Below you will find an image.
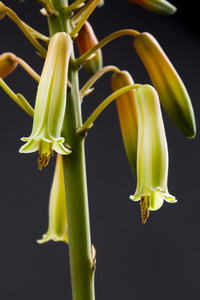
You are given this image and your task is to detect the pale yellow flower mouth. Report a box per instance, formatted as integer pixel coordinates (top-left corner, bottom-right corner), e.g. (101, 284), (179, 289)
(131, 190), (177, 224)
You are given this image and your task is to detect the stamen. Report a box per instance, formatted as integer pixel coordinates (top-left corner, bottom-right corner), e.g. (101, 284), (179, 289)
(38, 141), (53, 170)
(38, 153), (50, 171)
(140, 196), (150, 224)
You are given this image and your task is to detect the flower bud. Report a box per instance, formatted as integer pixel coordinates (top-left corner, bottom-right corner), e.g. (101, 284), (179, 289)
(19, 32), (72, 170)
(130, 85), (176, 223)
(126, 0), (176, 15)
(0, 2), (6, 20)
(76, 21), (103, 75)
(37, 154), (68, 244)
(111, 71), (137, 176)
(133, 32), (196, 138)
(0, 52), (18, 78)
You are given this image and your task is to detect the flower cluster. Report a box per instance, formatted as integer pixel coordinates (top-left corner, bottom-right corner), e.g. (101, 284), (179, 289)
(0, 0), (196, 238)
(111, 32), (195, 222)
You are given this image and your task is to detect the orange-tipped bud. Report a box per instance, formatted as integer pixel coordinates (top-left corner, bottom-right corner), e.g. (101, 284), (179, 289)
(111, 71), (137, 176)
(0, 53), (18, 78)
(133, 32), (196, 138)
(76, 21), (103, 75)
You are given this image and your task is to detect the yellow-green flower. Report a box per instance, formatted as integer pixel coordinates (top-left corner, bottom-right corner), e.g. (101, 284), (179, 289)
(19, 32), (72, 170)
(111, 70), (137, 176)
(133, 32), (196, 138)
(130, 85), (176, 223)
(126, 0), (176, 15)
(76, 21), (103, 75)
(37, 154), (68, 244)
(0, 52), (18, 78)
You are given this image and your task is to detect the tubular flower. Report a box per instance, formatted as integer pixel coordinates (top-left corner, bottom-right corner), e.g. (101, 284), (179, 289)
(125, 0), (176, 15)
(130, 85), (176, 224)
(133, 32), (196, 138)
(0, 52), (18, 78)
(75, 21), (103, 75)
(111, 71), (137, 176)
(37, 154), (68, 244)
(19, 32), (72, 170)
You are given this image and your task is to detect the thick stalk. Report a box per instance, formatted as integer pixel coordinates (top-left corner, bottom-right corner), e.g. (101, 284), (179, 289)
(48, 1), (95, 300)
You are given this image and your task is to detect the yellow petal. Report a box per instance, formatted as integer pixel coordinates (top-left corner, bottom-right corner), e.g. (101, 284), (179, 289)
(37, 154), (68, 244)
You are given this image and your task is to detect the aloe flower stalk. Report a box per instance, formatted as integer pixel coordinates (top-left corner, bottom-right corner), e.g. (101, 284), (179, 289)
(130, 85), (176, 224)
(126, 0), (176, 15)
(37, 154), (68, 244)
(133, 32), (196, 138)
(19, 32), (72, 170)
(75, 21), (103, 75)
(0, 52), (18, 78)
(111, 70), (138, 175)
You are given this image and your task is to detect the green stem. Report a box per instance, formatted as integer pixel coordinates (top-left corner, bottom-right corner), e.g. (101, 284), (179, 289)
(5, 6), (47, 57)
(65, 0), (86, 12)
(48, 1), (95, 300)
(0, 78), (34, 117)
(12, 56), (40, 82)
(70, 0), (101, 37)
(21, 21), (50, 45)
(80, 65), (120, 98)
(77, 83), (141, 134)
(74, 29), (140, 65)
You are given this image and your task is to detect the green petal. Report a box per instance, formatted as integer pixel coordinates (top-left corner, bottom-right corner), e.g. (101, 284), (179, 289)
(19, 139), (39, 153)
(53, 141), (72, 155)
(148, 191), (164, 211)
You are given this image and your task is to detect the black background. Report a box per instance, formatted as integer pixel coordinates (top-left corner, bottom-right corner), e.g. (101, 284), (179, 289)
(0, 0), (200, 299)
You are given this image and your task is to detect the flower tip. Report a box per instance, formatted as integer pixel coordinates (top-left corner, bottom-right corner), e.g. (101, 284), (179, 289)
(37, 233), (68, 244)
(36, 235), (48, 244)
(0, 53), (18, 78)
(187, 127), (196, 139)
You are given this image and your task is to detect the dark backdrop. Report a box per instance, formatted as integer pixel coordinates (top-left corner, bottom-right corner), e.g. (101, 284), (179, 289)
(0, 1), (200, 299)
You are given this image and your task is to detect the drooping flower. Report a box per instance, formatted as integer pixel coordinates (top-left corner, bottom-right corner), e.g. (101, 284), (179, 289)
(130, 85), (176, 224)
(126, 0), (176, 15)
(37, 154), (68, 244)
(19, 32), (72, 170)
(75, 21), (103, 75)
(111, 70), (137, 176)
(133, 32), (196, 138)
(0, 52), (18, 78)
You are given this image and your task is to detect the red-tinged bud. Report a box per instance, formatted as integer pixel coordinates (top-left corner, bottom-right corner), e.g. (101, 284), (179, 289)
(0, 53), (18, 78)
(126, 0), (176, 15)
(133, 32), (196, 138)
(111, 71), (137, 176)
(76, 21), (103, 75)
